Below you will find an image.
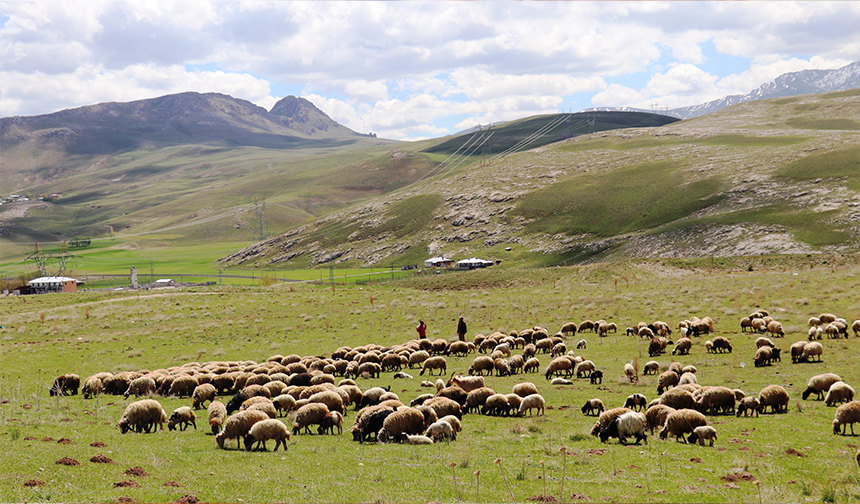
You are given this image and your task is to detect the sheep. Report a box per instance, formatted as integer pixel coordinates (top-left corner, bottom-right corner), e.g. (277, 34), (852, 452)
(318, 411), (344, 435)
(755, 337), (775, 348)
(435, 386), (467, 407)
(123, 376), (157, 399)
(757, 385), (790, 414)
(696, 386), (736, 416)
(445, 374), (484, 394)
(766, 320), (785, 338)
(645, 404), (675, 434)
(215, 410), (269, 449)
(518, 394), (545, 417)
(119, 399), (167, 434)
(575, 360), (595, 378)
(711, 336), (732, 353)
(589, 407), (631, 437)
(82, 375), (105, 399)
(425, 396), (462, 419)
(824, 382), (855, 407)
(464, 387), (496, 414)
(643, 361), (660, 376)
(308, 390), (345, 415)
(672, 338), (692, 356)
(799, 341), (824, 363)
(272, 394), (297, 416)
(191, 383), (217, 410)
(482, 394), (510, 416)
(857, 448), (860, 467)
(599, 411), (647, 445)
(439, 415), (462, 434)
(819, 313), (838, 324)
(659, 388), (697, 411)
(208, 400), (227, 434)
(512, 382), (538, 398)
(853, 320), (860, 338)
(734, 395), (760, 417)
(544, 357), (574, 380)
(657, 371), (680, 394)
(576, 339), (587, 349)
(659, 409), (708, 443)
(790, 340), (808, 363)
(50, 373), (81, 397)
(832, 401), (860, 435)
(292, 402), (330, 435)
(522, 357), (540, 374)
(424, 420), (456, 442)
(802, 373), (843, 400)
(352, 405), (396, 443)
(167, 375), (199, 398)
(754, 346), (773, 367)
(243, 418), (291, 451)
(359, 386), (391, 409)
(408, 350), (430, 369)
(550, 377), (572, 385)
(647, 337), (664, 357)
(624, 393), (647, 412)
(581, 398), (605, 416)
(624, 363), (637, 383)
(410, 393), (436, 407)
(378, 407), (425, 443)
(167, 406), (198, 431)
(561, 322), (578, 336)
(678, 372), (697, 386)
(468, 356), (495, 376)
(688, 425), (717, 446)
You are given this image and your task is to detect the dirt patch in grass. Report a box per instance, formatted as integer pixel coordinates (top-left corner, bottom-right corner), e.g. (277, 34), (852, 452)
(785, 448), (806, 457)
(586, 448), (606, 455)
(690, 457), (703, 463)
(116, 497), (135, 504)
(24, 436), (37, 440)
(90, 441), (106, 447)
(569, 493), (591, 501)
(527, 495), (558, 502)
(721, 471), (757, 483)
(91, 454), (115, 464)
(57, 437), (73, 444)
(56, 457), (81, 466)
(22, 403), (33, 410)
(23, 479), (45, 487)
(163, 481), (183, 487)
(41, 436), (54, 442)
(124, 467), (148, 477)
(114, 480), (139, 488)
(174, 494), (200, 504)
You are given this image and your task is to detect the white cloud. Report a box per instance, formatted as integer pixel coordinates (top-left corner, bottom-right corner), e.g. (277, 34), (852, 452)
(591, 84), (645, 108)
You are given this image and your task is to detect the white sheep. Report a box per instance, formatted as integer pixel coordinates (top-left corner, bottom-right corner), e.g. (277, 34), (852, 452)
(825, 382), (855, 406)
(191, 383), (217, 409)
(208, 400), (227, 434)
(736, 396), (760, 417)
(424, 420), (456, 442)
(419, 356), (447, 376)
(215, 410), (269, 449)
(659, 408), (707, 443)
(167, 406), (197, 431)
(518, 394), (545, 417)
(438, 415), (462, 433)
(800, 342), (823, 363)
(292, 402), (330, 435)
(244, 418), (290, 451)
(623, 363), (636, 383)
(758, 385), (790, 414)
(378, 407), (425, 443)
(833, 401), (860, 435)
(574, 360), (595, 378)
(119, 399), (167, 434)
(599, 411), (647, 445)
(512, 382), (538, 398)
(802, 373), (842, 400)
(124, 376), (157, 399)
(272, 394), (297, 416)
(672, 337), (692, 356)
(688, 425), (717, 446)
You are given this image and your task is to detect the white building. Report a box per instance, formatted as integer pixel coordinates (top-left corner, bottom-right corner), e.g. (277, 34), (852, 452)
(424, 256), (454, 268)
(457, 258), (495, 270)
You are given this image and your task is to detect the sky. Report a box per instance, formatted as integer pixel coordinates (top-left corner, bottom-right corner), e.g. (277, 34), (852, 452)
(1, 1), (858, 141)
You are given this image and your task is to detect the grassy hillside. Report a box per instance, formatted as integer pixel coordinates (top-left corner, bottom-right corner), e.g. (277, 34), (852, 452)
(1, 260), (859, 503)
(222, 90), (860, 269)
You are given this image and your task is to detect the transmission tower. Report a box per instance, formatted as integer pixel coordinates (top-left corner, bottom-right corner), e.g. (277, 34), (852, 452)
(253, 196), (270, 241)
(586, 112), (597, 135)
(27, 241), (76, 277)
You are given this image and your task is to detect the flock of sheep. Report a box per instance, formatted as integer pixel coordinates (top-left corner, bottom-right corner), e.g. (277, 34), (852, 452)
(48, 310), (860, 468)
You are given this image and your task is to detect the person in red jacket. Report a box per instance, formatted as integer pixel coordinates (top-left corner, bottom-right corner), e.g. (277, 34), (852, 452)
(416, 320), (427, 339)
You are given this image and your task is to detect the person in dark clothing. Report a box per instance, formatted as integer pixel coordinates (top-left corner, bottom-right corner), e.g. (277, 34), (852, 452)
(416, 320), (427, 339)
(457, 316), (467, 342)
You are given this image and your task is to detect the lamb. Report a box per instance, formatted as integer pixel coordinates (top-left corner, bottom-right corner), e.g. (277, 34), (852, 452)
(645, 404), (675, 434)
(802, 373), (843, 400)
(672, 337), (692, 356)
(657, 371), (680, 394)
(50, 373), (81, 396)
(600, 411), (648, 445)
(518, 394), (545, 417)
(687, 425), (717, 446)
(439, 415), (462, 434)
(424, 419), (456, 442)
(659, 409), (708, 443)
(167, 406), (198, 431)
(124, 376), (157, 398)
(824, 382), (855, 407)
(119, 399), (167, 434)
(589, 370), (603, 385)
(191, 383), (217, 409)
(643, 361), (660, 375)
(581, 398), (605, 416)
(318, 411), (344, 435)
(208, 400), (227, 434)
(378, 407), (425, 443)
(576, 339), (587, 349)
(832, 401), (860, 435)
(396, 433), (434, 445)
(736, 397), (760, 417)
(550, 377), (572, 385)
(799, 341), (824, 363)
(757, 385), (790, 414)
(623, 393), (647, 412)
(292, 402), (330, 435)
(215, 410), (269, 449)
(624, 363), (636, 383)
(244, 418), (290, 451)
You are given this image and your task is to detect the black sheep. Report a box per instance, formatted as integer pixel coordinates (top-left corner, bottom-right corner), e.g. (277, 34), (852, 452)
(360, 409), (394, 443)
(590, 370), (603, 385)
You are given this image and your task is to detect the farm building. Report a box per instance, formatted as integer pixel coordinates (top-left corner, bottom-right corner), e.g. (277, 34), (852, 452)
(25, 276), (81, 294)
(457, 258), (495, 270)
(424, 256), (454, 268)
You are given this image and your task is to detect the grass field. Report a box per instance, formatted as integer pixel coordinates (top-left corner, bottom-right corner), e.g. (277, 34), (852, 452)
(2, 258), (859, 503)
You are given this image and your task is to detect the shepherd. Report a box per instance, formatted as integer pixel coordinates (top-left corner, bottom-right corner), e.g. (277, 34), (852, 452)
(416, 320), (427, 339)
(457, 316), (467, 342)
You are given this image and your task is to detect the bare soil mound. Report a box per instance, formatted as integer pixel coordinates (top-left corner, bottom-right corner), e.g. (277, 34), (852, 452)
(90, 454), (115, 464)
(124, 467), (148, 477)
(56, 457), (81, 466)
(90, 441), (106, 447)
(721, 471), (757, 483)
(114, 480), (139, 488)
(174, 494), (200, 504)
(163, 481), (183, 487)
(527, 495), (558, 502)
(23, 479), (45, 487)
(57, 437), (73, 444)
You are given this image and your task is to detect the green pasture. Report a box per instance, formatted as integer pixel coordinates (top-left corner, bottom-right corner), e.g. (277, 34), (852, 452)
(1, 259), (859, 503)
